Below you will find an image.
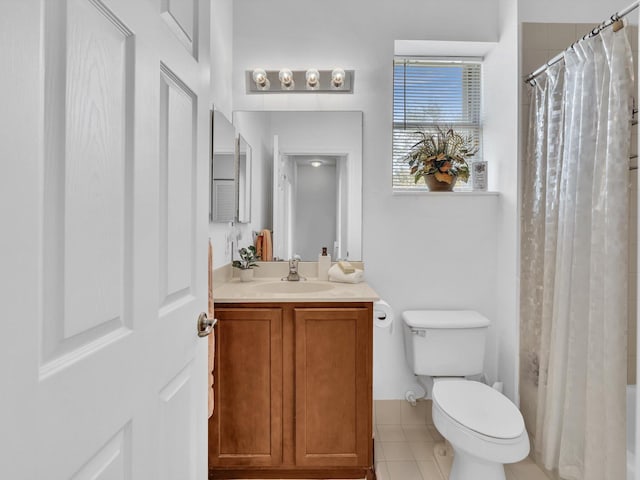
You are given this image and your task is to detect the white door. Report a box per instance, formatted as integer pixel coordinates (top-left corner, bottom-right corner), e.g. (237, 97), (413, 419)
(1, 1), (211, 478)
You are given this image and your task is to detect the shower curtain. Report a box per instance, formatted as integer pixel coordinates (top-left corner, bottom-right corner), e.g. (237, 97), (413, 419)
(521, 27), (634, 480)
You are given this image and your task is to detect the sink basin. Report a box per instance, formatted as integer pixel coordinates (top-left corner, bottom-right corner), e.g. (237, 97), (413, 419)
(251, 281), (335, 294)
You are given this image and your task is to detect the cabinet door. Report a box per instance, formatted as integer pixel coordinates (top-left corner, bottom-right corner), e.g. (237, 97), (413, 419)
(209, 307), (283, 467)
(294, 307), (372, 467)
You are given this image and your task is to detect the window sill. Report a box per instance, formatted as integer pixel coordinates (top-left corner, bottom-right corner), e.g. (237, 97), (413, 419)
(392, 189), (500, 196)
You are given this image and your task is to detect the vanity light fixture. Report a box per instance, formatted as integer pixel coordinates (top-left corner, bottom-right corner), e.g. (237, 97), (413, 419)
(279, 69), (295, 90)
(310, 160), (323, 167)
(331, 68), (346, 89)
(305, 69), (320, 90)
(246, 69), (353, 93)
(252, 68), (270, 90)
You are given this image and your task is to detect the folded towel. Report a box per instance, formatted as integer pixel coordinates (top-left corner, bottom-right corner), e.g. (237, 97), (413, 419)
(337, 260), (355, 274)
(328, 263), (364, 284)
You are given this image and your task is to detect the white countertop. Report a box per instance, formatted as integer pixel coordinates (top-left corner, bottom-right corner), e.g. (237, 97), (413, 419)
(213, 277), (380, 303)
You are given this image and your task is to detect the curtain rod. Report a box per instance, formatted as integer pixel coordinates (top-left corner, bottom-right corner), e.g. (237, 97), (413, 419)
(524, 1), (639, 84)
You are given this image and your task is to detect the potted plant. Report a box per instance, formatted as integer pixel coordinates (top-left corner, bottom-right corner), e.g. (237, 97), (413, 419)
(233, 245), (259, 282)
(404, 126), (478, 191)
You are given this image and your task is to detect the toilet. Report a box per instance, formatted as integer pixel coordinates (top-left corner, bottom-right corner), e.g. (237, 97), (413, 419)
(402, 310), (529, 480)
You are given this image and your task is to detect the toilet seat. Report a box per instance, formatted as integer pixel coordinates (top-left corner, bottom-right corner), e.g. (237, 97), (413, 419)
(431, 380), (530, 468)
(432, 380), (525, 440)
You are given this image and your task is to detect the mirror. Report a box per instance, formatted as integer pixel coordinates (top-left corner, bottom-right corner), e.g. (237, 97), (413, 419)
(232, 111), (363, 261)
(211, 110), (252, 223)
(237, 135), (251, 223)
(211, 110), (236, 223)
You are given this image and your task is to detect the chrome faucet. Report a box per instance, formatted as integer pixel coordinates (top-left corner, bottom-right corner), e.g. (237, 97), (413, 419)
(286, 256), (302, 281)
(282, 255), (306, 282)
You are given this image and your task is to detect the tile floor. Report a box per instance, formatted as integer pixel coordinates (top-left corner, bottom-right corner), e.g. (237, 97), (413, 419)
(374, 399), (552, 480)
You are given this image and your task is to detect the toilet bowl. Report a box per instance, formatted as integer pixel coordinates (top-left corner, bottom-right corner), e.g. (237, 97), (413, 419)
(402, 310), (530, 480)
(432, 379), (529, 480)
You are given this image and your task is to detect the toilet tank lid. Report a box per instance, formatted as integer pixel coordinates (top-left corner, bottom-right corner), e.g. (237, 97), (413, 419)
(402, 310), (490, 329)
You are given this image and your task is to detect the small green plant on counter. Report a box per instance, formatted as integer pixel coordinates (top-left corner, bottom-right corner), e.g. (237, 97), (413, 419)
(232, 245), (259, 270)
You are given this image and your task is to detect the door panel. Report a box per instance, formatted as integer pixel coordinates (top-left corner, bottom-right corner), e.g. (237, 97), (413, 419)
(41, 0), (134, 373)
(159, 360), (199, 480)
(62, 0), (132, 339)
(70, 423), (132, 479)
(159, 64), (196, 310)
(160, 0), (198, 56)
(2, 0), (211, 478)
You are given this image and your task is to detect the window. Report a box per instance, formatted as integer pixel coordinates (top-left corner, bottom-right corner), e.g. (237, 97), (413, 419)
(392, 57), (482, 190)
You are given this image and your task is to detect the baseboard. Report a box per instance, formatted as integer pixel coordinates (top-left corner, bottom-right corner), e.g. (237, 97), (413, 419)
(209, 467), (374, 479)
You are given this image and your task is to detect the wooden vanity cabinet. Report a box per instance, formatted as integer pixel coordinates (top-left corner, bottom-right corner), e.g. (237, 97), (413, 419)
(209, 302), (374, 480)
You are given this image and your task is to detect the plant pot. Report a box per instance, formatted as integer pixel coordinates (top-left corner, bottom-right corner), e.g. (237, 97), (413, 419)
(425, 174), (457, 192)
(238, 269), (254, 282)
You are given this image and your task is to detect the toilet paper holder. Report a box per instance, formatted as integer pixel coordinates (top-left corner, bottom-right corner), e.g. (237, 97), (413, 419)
(373, 299), (394, 331)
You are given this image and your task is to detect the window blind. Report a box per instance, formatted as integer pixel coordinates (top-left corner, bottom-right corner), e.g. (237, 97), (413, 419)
(393, 58), (482, 189)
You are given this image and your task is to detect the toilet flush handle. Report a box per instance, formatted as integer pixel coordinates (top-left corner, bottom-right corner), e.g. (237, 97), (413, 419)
(410, 328), (426, 337)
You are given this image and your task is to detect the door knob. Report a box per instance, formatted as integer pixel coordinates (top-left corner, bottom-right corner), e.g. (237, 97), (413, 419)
(197, 312), (217, 337)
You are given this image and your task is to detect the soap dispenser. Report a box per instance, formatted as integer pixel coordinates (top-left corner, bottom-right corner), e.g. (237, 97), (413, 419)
(318, 247), (331, 281)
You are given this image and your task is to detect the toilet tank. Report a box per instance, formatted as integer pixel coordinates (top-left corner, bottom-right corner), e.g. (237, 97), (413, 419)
(402, 310), (490, 376)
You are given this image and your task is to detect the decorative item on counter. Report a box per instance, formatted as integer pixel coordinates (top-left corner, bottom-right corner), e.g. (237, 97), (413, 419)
(403, 125), (478, 192)
(472, 160), (488, 191)
(232, 245), (259, 282)
(317, 246), (331, 281)
(328, 263), (364, 284)
(337, 260), (355, 274)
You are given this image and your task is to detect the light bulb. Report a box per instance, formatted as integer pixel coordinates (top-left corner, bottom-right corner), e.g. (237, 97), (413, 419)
(311, 160), (323, 167)
(278, 69), (294, 90)
(252, 68), (270, 90)
(331, 68), (345, 89)
(306, 69), (320, 90)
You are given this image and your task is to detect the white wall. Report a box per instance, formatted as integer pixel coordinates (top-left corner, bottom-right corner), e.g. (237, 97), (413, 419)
(482, 0), (520, 402)
(210, 0), (233, 119)
(232, 0), (522, 400)
(520, 0), (633, 24)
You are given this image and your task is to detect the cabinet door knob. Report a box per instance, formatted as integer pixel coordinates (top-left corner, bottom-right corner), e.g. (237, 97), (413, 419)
(197, 312), (218, 337)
